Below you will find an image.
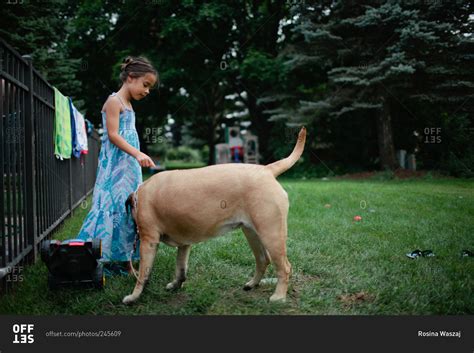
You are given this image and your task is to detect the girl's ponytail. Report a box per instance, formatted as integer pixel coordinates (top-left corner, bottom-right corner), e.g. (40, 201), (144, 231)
(121, 56), (134, 71)
(119, 56), (158, 83)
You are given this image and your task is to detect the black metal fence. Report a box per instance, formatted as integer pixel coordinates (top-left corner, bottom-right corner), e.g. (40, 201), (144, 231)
(0, 39), (100, 293)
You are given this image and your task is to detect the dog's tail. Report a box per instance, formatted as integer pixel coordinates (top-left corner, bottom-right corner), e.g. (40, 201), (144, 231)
(125, 192), (135, 216)
(266, 126), (306, 177)
(125, 191), (141, 280)
(125, 192), (138, 233)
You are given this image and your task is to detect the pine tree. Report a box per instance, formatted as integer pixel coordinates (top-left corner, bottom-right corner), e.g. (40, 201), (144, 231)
(0, 1), (83, 103)
(272, 1), (473, 171)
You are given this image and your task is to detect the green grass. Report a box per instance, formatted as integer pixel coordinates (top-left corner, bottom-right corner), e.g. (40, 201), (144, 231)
(1, 177), (473, 315)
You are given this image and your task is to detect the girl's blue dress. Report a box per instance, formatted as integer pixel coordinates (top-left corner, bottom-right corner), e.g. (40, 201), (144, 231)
(77, 93), (141, 263)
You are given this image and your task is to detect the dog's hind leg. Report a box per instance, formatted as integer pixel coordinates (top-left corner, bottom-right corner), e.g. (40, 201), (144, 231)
(166, 245), (191, 290)
(256, 219), (291, 303)
(122, 229), (159, 305)
(242, 226), (270, 291)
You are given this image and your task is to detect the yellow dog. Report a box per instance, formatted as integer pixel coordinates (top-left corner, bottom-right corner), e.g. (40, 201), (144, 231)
(123, 127), (306, 304)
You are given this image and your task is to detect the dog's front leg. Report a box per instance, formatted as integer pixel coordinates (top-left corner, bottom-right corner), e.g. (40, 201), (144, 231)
(122, 238), (159, 305)
(166, 245), (191, 290)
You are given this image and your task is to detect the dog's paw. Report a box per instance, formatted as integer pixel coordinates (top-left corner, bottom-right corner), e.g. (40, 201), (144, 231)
(165, 281), (182, 291)
(243, 279), (260, 291)
(243, 283), (260, 291)
(122, 294), (136, 305)
(269, 294), (287, 303)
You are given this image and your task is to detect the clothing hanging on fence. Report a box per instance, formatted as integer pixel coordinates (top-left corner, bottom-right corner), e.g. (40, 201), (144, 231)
(85, 119), (94, 136)
(76, 92), (142, 263)
(53, 87), (72, 160)
(68, 98), (89, 158)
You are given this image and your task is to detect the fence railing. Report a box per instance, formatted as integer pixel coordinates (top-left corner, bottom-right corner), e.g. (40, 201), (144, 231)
(0, 38), (99, 293)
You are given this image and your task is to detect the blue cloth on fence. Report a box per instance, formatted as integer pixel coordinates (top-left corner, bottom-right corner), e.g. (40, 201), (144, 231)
(85, 119), (94, 136)
(69, 98), (89, 158)
(76, 93), (142, 263)
(69, 98), (78, 156)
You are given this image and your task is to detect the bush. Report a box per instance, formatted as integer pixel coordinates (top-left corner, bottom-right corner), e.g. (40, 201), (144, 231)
(201, 145), (209, 164)
(166, 146), (202, 163)
(373, 169), (395, 181)
(146, 141), (169, 160)
(440, 150), (474, 178)
(280, 159), (346, 179)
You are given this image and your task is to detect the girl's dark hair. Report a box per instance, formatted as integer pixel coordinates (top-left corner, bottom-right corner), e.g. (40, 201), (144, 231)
(119, 56), (158, 83)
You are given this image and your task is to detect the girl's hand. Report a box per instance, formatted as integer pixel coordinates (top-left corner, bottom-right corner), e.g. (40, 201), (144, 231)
(134, 152), (157, 168)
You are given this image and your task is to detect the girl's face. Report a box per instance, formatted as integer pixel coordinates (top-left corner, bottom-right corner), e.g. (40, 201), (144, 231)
(126, 73), (157, 100)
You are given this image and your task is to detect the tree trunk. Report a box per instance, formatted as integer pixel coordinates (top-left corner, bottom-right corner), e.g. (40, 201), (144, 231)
(246, 92), (272, 163)
(206, 113), (220, 166)
(376, 96), (397, 170)
(206, 89), (224, 165)
(207, 129), (216, 165)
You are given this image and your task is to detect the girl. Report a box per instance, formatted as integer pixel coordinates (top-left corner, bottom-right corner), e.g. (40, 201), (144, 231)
(77, 56), (158, 276)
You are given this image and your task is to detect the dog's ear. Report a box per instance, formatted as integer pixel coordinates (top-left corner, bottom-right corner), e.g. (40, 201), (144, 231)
(125, 193), (135, 215)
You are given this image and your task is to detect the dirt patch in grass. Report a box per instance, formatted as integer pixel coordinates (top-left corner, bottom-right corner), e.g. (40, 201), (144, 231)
(338, 291), (376, 308)
(287, 272), (322, 306)
(291, 273), (321, 294)
(166, 292), (190, 307)
(392, 169), (427, 179)
(337, 171), (378, 179)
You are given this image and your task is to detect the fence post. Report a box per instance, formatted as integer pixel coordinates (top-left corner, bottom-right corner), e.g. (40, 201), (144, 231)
(22, 55), (38, 263)
(69, 156), (73, 216)
(0, 44), (5, 272)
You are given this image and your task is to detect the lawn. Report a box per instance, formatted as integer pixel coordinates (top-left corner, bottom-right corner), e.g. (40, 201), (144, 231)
(0, 177), (473, 315)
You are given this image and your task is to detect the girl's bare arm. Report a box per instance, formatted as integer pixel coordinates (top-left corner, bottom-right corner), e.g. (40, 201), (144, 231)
(105, 97), (156, 167)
